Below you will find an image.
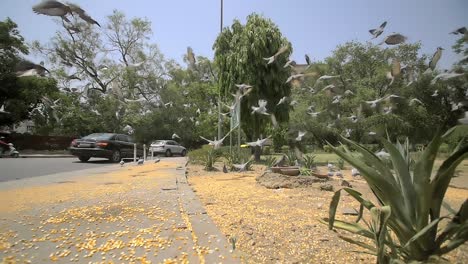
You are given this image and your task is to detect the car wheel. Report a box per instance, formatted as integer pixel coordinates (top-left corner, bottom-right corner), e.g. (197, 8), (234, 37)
(165, 149), (172, 157)
(79, 156), (90, 162)
(110, 150), (121, 163)
(181, 150), (187, 157)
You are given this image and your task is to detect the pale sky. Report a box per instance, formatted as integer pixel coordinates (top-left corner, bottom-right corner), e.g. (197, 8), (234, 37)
(1, 0), (467, 69)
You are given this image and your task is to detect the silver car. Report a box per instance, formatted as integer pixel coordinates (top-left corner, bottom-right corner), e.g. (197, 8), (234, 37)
(150, 140), (187, 157)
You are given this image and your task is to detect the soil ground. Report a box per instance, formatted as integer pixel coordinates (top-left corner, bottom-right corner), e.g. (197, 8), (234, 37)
(188, 162), (468, 263)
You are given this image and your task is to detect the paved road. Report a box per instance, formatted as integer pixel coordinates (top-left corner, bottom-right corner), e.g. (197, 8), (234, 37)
(0, 157), (115, 182)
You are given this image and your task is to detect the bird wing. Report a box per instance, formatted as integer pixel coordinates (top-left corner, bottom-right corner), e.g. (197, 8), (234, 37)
(78, 12), (100, 27)
(274, 45), (288, 57)
(380, 21), (387, 29)
(199, 136), (213, 144)
(187, 47), (196, 66)
(429, 49), (442, 70)
(391, 59), (401, 77)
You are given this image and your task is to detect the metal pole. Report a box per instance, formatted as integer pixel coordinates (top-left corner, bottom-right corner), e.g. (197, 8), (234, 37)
(217, 0), (224, 142)
(143, 144), (146, 161)
(133, 143), (137, 162)
(237, 94), (241, 154)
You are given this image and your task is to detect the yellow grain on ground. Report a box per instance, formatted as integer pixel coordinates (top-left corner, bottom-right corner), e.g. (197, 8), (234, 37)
(189, 163), (468, 264)
(0, 159), (179, 214)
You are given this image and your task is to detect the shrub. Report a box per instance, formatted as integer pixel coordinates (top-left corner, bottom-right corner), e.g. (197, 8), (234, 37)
(336, 158), (345, 170)
(201, 148), (221, 171)
(323, 145), (333, 153)
(323, 126), (468, 263)
(285, 151), (297, 166)
(223, 148), (251, 169)
(264, 155), (276, 169)
(302, 154), (316, 169)
(263, 146), (271, 155)
(280, 145), (290, 154)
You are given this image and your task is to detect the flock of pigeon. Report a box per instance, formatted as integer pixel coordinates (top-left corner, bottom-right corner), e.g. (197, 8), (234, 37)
(6, 2), (468, 167)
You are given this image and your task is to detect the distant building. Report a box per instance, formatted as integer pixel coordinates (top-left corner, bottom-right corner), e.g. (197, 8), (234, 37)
(0, 120), (35, 134)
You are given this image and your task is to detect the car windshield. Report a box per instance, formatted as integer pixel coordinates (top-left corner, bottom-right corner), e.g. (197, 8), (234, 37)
(82, 133), (114, 140)
(152, 140), (165, 145)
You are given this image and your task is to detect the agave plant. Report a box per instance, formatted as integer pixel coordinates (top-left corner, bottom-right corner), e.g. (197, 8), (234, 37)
(303, 154), (316, 169)
(202, 148), (221, 171)
(285, 151), (297, 166)
(264, 156), (277, 169)
(323, 126), (468, 263)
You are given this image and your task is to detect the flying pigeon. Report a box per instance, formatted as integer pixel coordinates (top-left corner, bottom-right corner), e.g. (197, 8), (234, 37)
(32, 0), (72, 22)
(177, 117), (184, 123)
(375, 149), (391, 159)
(365, 98), (385, 108)
(263, 45), (288, 64)
(120, 160), (125, 166)
(409, 98), (423, 106)
(223, 164), (228, 173)
(348, 115), (358, 123)
(187, 47), (196, 67)
(0, 104), (10, 114)
(123, 125), (134, 135)
(286, 73), (304, 83)
(429, 47), (444, 70)
(344, 129), (352, 138)
(232, 159), (253, 172)
(369, 21), (387, 39)
(305, 54), (311, 65)
(431, 72), (464, 85)
(295, 131), (306, 141)
(458, 111), (468, 124)
(126, 61), (145, 68)
(67, 3), (100, 27)
(317, 75), (340, 81)
(308, 111), (321, 117)
(344, 90), (354, 96)
(246, 137), (270, 147)
(284, 59), (295, 68)
(431, 90), (439, 97)
(380, 33), (407, 45)
(137, 159), (144, 165)
(276, 96), (288, 106)
(251, 100), (270, 115)
(368, 131), (377, 136)
(199, 129), (234, 149)
(172, 133), (180, 139)
(15, 60), (50, 77)
(383, 106), (393, 114)
(451, 102), (463, 111)
(450, 27), (467, 35)
(351, 168), (360, 177)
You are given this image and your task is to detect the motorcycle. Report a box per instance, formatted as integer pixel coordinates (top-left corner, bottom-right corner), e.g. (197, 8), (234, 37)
(0, 137), (20, 158)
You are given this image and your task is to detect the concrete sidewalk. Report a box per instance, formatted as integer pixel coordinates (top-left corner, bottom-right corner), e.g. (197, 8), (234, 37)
(0, 158), (238, 263)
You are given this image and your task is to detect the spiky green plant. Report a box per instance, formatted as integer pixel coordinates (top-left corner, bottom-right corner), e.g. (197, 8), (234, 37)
(285, 151), (297, 166)
(202, 148), (221, 171)
(264, 156), (277, 169)
(323, 126), (468, 263)
(303, 154), (316, 169)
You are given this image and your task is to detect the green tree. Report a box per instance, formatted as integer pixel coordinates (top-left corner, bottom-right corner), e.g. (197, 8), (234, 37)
(0, 18), (58, 127)
(213, 13), (292, 152)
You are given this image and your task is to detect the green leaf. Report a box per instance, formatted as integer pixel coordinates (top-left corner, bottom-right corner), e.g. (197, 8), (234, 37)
(328, 189), (342, 230)
(338, 235), (377, 252)
(322, 218), (375, 239)
(404, 217), (447, 249)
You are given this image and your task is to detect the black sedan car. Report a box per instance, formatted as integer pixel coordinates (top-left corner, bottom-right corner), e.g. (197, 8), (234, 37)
(69, 133), (144, 162)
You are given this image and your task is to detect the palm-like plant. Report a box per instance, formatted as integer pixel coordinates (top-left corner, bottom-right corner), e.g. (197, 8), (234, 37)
(202, 148), (221, 171)
(323, 126), (468, 263)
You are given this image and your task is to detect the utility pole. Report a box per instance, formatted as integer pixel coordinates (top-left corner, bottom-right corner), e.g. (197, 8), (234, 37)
(217, 0), (224, 141)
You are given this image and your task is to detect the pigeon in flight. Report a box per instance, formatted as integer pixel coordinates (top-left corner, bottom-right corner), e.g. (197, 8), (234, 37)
(308, 111), (321, 117)
(276, 96), (288, 106)
(369, 21), (387, 39)
(0, 104), (10, 114)
(199, 128), (234, 149)
(431, 72), (464, 85)
(365, 97), (385, 108)
(431, 90), (439, 97)
(246, 137), (270, 147)
(458, 111), (468, 125)
(305, 54), (311, 65)
(295, 131), (306, 141)
(15, 60), (50, 77)
(251, 100), (270, 115)
(429, 47), (444, 70)
(409, 98), (423, 106)
(67, 3), (100, 27)
(380, 33), (407, 45)
(284, 59), (295, 68)
(232, 159), (253, 172)
(177, 117), (184, 123)
(263, 45), (288, 64)
(187, 47), (196, 67)
(32, 0), (72, 22)
(450, 27), (467, 35)
(286, 73), (304, 83)
(123, 125), (134, 135)
(172, 133), (180, 139)
(344, 90), (354, 96)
